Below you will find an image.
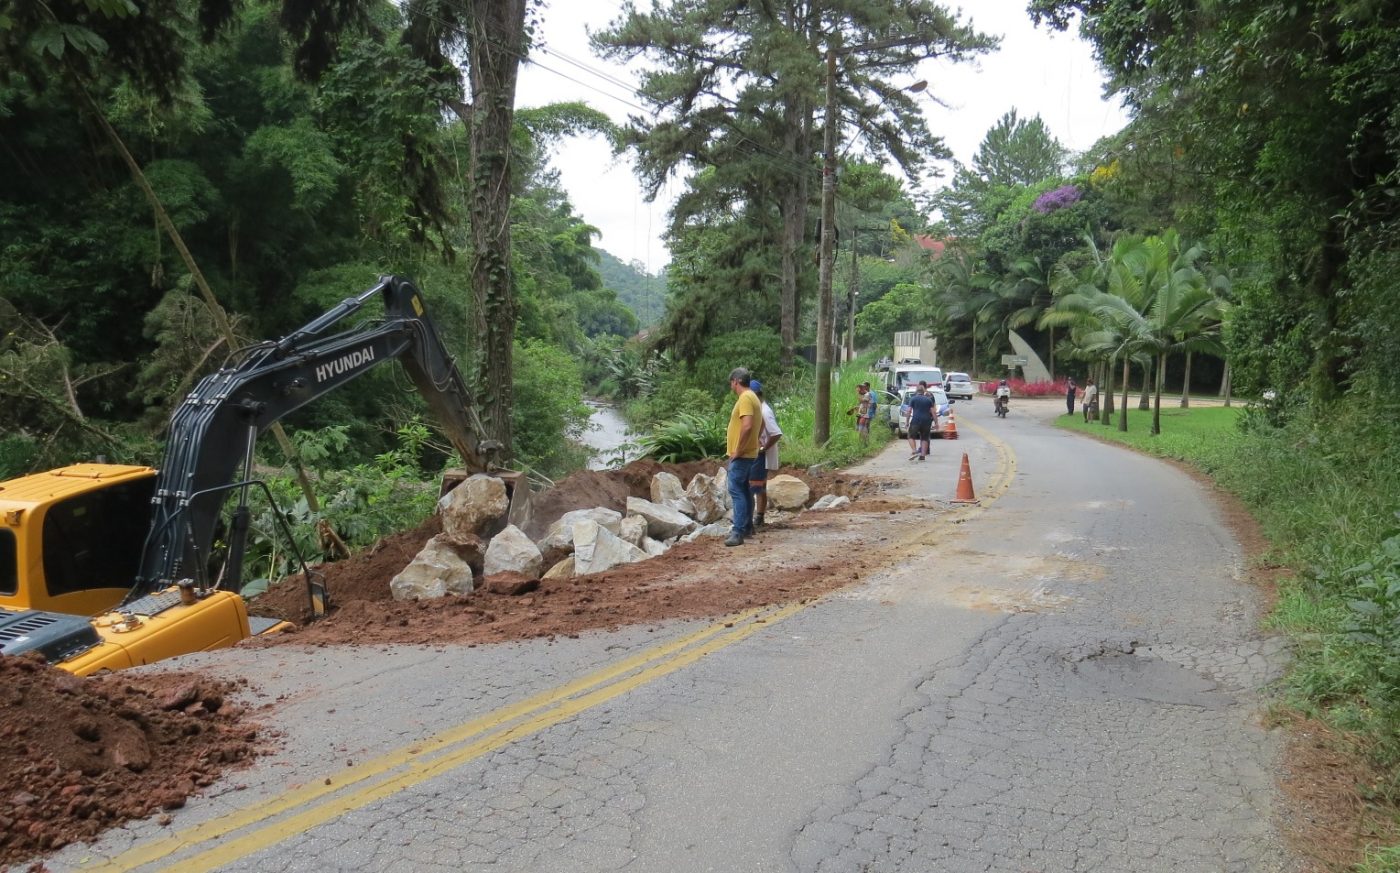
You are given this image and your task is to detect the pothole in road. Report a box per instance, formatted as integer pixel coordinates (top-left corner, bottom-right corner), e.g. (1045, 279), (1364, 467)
(1064, 640), (1237, 710)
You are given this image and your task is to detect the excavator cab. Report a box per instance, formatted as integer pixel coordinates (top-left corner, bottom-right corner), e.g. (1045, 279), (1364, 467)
(0, 465), (158, 616)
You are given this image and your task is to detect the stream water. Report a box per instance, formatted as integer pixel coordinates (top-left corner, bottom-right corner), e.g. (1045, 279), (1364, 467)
(580, 401), (634, 470)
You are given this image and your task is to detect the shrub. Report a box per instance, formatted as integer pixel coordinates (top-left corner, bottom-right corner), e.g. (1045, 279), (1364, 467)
(513, 339), (593, 476)
(689, 328), (783, 399)
(979, 378), (1068, 397)
(637, 412), (725, 462)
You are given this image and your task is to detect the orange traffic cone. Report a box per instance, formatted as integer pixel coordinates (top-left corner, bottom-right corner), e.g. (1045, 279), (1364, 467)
(951, 452), (978, 503)
(942, 410), (959, 440)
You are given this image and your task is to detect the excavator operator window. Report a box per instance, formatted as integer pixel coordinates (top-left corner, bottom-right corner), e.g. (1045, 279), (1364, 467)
(0, 529), (15, 596)
(42, 478), (156, 597)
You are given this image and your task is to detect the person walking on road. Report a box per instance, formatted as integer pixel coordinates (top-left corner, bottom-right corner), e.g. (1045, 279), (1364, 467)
(901, 391), (918, 459)
(907, 380), (936, 461)
(724, 367), (762, 547)
(748, 380), (783, 530)
(1066, 377), (1078, 416)
(1083, 377), (1099, 423)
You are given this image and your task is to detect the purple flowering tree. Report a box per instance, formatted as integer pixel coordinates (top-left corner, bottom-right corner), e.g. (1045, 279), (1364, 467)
(1032, 184), (1081, 214)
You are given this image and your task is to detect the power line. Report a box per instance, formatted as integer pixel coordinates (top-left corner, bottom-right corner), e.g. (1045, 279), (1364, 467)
(406, 7), (829, 189)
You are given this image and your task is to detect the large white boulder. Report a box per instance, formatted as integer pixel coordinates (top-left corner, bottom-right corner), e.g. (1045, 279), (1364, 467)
(810, 494), (851, 511)
(390, 535), (475, 601)
(685, 473), (726, 524)
(484, 524), (543, 578)
(440, 474), (509, 539)
(573, 519), (647, 575)
(618, 514), (648, 547)
(642, 537), (669, 557)
(714, 467), (733, 511)
(649, 472), (696, 516)
(684, 522), (732, 542)
(766, 474), (811, 511)
(626, 496), (699, 540)
(537, 507), (624, 554)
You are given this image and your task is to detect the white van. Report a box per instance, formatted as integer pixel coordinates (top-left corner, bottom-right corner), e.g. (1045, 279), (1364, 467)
(884, 364), (943, 395)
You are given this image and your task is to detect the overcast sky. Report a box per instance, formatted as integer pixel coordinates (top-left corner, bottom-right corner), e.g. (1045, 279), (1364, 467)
(515, 1), (1129, 274)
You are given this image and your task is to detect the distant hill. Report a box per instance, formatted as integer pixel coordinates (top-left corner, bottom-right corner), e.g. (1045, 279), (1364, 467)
(597, 249), (665, 328)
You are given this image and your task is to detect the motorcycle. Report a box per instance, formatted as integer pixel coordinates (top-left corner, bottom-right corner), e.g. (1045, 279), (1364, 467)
(994, 394), (1009, 418)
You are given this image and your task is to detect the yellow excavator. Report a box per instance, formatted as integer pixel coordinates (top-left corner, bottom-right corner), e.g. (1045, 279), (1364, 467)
(0, 276), (502, 675)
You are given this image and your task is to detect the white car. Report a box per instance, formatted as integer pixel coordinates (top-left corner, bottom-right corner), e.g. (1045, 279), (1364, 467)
(885, 386), (952, 438)
(944, 372), (975, 400)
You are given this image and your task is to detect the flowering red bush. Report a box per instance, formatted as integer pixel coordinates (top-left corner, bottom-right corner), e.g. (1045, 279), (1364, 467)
(979, 378), (1070, 397)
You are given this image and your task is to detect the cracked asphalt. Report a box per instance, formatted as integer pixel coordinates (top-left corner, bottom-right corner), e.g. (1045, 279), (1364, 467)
(48, 398), (1296, 873)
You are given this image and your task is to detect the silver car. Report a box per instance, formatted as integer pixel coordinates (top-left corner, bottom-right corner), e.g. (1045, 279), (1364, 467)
(885, 386), (952, 438)
(944, 372), (975, 400)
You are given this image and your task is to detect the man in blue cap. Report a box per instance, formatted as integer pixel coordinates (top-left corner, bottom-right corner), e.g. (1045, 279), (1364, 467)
(746, 379), (783, 532)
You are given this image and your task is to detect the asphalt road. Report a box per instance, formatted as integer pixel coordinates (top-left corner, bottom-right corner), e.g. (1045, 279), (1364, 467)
(51, 397), (1295, 873)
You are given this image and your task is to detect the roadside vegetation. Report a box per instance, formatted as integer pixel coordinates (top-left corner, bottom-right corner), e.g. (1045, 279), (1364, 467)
(1057, 404), (1400, 863)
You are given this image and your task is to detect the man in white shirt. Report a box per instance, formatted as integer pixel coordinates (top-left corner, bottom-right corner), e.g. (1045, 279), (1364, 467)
(748, 380), (784, 530)
(1082, 378), (1099, 422)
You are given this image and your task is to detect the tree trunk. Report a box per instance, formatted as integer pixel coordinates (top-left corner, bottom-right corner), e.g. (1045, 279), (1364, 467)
(1152, 351), (1164, 435)
(1222, 360), (1232, 407)
(779, 94), (809, 371)
(79, 83), (342, 554)
(1138, 359), (1151, 410)
(1048, 325), (1055, 378)
(1119, 355), (1130, 431)
(464, 0), (527, 459)
(1180, 351), (1192, 408)
(1101, 357), (1114, 424)
(813, 48), (839, 446)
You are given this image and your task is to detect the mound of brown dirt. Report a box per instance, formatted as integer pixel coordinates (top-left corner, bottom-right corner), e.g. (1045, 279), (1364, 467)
(248, 462), (886, 643)
(254, 514), (444, 625)
(0, 656), (262, 867)
(259, 533), (880, 649)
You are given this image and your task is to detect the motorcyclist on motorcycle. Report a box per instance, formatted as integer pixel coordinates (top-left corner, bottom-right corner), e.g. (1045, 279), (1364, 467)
(994, 379), (1011, 417)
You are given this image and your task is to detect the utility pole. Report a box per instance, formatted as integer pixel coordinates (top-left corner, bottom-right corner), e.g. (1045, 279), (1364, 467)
(848, 223), (859, 362)
(813, 46), (839, 445)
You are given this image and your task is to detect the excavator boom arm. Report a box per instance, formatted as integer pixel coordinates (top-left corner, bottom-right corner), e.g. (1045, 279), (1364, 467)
(136, 276), (492, 596)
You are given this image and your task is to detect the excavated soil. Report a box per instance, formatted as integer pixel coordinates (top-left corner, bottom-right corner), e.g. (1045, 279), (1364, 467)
(249, 461), (893, 648)
(0, 656), (263, 868)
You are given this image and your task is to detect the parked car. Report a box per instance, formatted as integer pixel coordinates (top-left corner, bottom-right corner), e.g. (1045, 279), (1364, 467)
(885, 386), (952, 438)
(944, 372), (975, 400)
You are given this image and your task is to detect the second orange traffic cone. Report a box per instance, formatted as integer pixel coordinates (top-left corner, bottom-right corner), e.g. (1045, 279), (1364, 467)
(942, 410), (959, 440)
(951, 452), (978, 503)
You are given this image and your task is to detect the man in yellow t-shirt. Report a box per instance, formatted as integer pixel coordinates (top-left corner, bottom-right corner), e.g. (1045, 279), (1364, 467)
(724, 367), (761, 546)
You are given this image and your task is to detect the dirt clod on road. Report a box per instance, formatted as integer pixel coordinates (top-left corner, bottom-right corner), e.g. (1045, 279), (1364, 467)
(251, 460), (891, 648)
(0, 655), (263, 868)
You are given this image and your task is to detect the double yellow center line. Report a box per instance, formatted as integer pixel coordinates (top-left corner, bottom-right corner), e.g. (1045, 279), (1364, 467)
(89, 601), (807, 872)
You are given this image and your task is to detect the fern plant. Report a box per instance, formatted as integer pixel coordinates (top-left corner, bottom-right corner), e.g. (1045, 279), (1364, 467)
(637, 412), (725, 462)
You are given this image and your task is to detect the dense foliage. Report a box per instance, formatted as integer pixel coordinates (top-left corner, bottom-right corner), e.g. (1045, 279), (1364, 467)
(0, 2), (651, 582)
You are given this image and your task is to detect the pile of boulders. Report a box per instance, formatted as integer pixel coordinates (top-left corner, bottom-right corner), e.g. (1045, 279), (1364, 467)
(388, 468), (841, 601)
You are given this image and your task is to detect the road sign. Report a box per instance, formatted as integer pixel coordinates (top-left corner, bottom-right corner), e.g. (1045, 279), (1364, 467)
(1001, 354), (1028, 366)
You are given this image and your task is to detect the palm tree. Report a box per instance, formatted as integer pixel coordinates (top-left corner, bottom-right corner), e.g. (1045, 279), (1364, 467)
(936, 249), (997, 373)
(1086, 231), (1225, 434)
(1042, 235), (1148, 429)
